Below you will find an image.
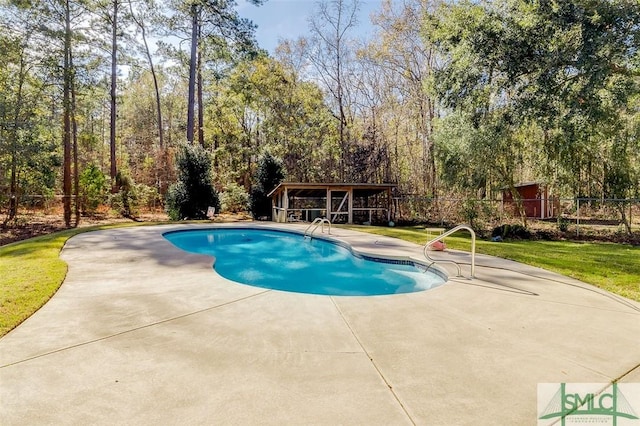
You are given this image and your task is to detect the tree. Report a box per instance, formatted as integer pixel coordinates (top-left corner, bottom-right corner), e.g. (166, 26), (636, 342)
(249, 152), (284, 219)
(4, 0), (91, 227)
(0, 34), (30, 222)
(0, 29), (59, 224)
(173, 0), (264, 144)
(128, 0), (165, 149)
(205, 54), (342, 187)
(79, 163), (108, 214)
(366, 0), (440, 195)
(61, 0), (76, 226)
(166, 143), (220, 219)
(109, 0), (119, 188)
(430, 0), (640, 202)
(306, 0), (360, 179)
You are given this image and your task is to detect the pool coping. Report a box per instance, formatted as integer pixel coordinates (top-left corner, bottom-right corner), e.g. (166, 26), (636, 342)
(162, 225), (450, 291)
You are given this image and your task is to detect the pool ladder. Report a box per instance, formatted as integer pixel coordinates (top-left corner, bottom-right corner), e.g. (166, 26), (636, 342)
(304, 217), (331, 239)
(423, 224), (476, 279)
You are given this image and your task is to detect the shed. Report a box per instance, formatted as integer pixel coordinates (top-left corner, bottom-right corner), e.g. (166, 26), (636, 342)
(267, 183), (396, 224)
(502, 182), (556, 219)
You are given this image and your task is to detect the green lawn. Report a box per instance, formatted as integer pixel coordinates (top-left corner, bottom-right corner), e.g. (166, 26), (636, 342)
(0, 223), (157, 337)
(0, 230), (74, 337)
(1, 222), (638, 338)
(344, 225), (640, 302)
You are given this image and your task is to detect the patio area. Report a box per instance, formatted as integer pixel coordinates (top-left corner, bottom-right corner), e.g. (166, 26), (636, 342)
(1, 223), (639, 425)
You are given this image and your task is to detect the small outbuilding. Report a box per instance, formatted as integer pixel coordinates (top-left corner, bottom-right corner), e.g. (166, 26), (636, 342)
(503, 182), (556, 219)
(268, 182), (395, 224)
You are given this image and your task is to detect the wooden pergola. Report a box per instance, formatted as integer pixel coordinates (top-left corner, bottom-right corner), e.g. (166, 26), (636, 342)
(267, 183), (396, 224)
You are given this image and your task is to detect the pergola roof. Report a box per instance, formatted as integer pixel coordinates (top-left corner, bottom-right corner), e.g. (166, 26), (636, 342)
(267, 182), (396, 198)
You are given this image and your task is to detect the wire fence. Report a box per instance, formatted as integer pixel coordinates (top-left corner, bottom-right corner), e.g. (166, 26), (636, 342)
(3, 193), (639, 238)
(0, 193), (163, 219)
(393, 196), (640, 237)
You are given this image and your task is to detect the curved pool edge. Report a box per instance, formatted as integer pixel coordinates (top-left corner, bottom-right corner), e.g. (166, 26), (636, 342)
(161, 223), (450, 294)
(268, 227), (450, 284)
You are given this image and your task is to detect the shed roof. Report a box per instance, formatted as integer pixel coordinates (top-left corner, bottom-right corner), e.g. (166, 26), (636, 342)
(267, 182), (396, 198)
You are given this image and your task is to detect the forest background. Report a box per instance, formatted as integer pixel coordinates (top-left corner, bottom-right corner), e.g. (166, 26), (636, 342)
(1, 0), (639, 239)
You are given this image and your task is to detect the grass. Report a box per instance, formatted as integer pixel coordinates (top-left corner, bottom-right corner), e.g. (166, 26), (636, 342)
(0, 230), (74, 337)
(344, 225), (640, 302)
(0, 222), (162, 337)
(1, 222), (638, 338)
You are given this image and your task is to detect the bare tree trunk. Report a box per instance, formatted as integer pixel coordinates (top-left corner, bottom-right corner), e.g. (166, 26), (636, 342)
(71, 51), (80, 227)
(186, 4), (199, 144)
(308, 0), (359, 181)
(63, 0), (72, 227)
(110, 0), (119, 190)
(197, 20), (205, 147)
(616, 202), (633, 235)
(8, 158), (17, 222)
(128, 0), (164, 148)
(7, 51), (26, 223)
(424, 96), (437, 197)
(128, 0), (165, 192)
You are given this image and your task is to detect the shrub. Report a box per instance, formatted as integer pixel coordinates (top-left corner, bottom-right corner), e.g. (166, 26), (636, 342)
(558, 216), (570, 232)
(135, 184), (161, 210)
(249, 153), (285, 219)
(461, 198), (479, 228)
(165, 182), (187, 220)
(166, 144), (220, 220)
(220, 183), (249, 213)
(491, 224), (531, 240)
(110, 171), (138, 218)
(79, 164), (107, 214)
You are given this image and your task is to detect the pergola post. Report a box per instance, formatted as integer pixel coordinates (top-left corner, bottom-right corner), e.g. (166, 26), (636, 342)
(283, 187), (289, 221)
(271, 191), (276, 221)
(387, 187), (391, 222)
(348, 187), (353, 224)
(326, 188), (331, 220)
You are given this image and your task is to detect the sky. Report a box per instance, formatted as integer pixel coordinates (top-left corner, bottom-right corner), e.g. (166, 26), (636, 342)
(238, 0), (384, 54)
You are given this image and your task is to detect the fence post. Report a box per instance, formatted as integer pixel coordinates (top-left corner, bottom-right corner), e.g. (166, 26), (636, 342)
(576, 198), (580, 237)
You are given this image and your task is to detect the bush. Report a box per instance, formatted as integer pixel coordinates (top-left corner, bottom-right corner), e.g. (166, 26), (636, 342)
(220, 183), (249, 213)
(110, 171), (138, 218)
(558, 216), (570, 232)
(79, 164), (107, 214)
(165, 182), (187, 220)
(249, 153), (285, 219)
(249, 187), (270, 219)
(461, 198), (479, 228)
(166, 144), (220, 220)
(491, 224), (531, 240)
(136, 184), (161, 210)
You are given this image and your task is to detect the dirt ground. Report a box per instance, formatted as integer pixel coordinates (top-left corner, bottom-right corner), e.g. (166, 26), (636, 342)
(0, 210), (163, 246)
(0, 208), (254, 247)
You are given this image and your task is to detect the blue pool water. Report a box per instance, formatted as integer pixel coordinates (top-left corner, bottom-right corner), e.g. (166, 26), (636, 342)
(164, 228), (446, 296)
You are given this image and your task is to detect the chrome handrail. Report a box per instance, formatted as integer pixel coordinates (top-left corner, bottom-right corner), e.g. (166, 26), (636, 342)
(423, 224), (476, 278)
(304, 217), (323, 237)
(304, 217), (331, 238)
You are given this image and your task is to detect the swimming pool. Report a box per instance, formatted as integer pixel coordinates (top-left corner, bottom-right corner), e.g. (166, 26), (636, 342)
(164, 228), (446, 296)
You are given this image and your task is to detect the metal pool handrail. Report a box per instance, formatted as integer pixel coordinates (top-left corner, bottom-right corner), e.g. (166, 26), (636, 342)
(423, 224), (476, 279)
(304, 217), (332, 238)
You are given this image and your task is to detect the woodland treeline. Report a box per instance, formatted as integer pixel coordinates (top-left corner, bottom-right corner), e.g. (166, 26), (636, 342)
(1, 0), (639, 227)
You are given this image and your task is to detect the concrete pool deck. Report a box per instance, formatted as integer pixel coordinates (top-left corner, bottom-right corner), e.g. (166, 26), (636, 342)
(1, 223), (639, 425)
